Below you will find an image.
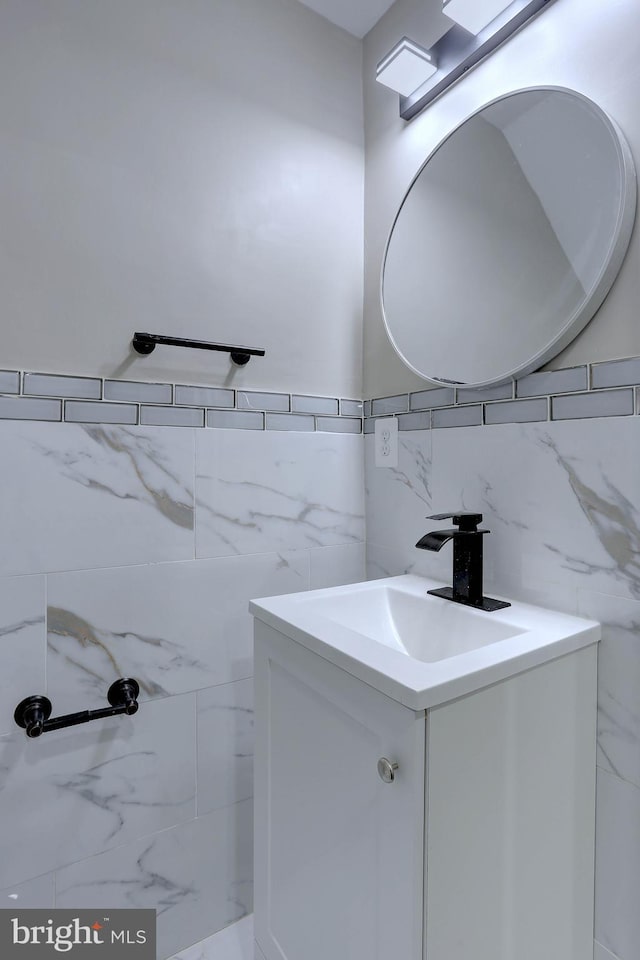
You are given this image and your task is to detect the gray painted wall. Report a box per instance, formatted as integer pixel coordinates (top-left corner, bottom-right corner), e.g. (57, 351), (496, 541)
(0, 0), (364, 398)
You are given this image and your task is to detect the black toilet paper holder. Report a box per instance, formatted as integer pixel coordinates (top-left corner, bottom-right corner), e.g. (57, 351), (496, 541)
(14, 678), (140, 739)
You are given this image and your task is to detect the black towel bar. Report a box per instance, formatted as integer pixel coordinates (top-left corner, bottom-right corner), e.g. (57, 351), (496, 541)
(132, 332), (265, 366)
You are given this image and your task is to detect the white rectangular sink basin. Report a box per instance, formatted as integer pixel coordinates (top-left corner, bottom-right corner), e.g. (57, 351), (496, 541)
(300, 584), (524, 662)
(250, 575), (600, 709)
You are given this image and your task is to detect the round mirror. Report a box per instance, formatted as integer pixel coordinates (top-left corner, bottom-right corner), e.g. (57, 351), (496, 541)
(381, 87), (637, 387)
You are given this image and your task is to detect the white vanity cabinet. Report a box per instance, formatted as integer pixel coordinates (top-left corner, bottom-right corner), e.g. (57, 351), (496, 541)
(254, 618), (598, 960)
(254, 621), (426, 960)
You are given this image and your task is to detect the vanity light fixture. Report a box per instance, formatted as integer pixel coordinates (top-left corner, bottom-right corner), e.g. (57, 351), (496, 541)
(380, 0), (554, 121)
(443, 0), (515, 35)
(376, 37), (437, 97)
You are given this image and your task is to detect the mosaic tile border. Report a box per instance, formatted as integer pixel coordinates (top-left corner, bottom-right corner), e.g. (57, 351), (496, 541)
(365, 359), (640, 432)
(2, 357), (640, 432)
(0, 371), (363, 433)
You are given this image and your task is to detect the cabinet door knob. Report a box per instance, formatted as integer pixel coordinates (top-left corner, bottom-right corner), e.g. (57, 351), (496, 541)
(377, 757), (399, 783)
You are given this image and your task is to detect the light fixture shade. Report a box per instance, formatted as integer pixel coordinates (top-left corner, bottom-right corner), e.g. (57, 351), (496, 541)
(443, 0), (514, 34)
(376, 38), (437, 97)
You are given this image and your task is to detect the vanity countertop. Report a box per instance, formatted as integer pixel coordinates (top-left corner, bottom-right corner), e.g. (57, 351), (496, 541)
(250, 575), (600, 710)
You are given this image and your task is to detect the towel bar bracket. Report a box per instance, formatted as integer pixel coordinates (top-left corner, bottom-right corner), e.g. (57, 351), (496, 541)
(132, 332), (264, 366)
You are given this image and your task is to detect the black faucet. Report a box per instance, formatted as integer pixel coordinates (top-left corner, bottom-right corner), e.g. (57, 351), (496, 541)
(416, 512), (510, 612)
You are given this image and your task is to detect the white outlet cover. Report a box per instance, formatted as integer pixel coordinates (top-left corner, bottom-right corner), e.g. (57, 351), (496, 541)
(374, 417), (399, 468)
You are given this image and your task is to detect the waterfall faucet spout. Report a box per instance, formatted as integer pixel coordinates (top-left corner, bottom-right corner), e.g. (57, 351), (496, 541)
(415, 512), (510, 612)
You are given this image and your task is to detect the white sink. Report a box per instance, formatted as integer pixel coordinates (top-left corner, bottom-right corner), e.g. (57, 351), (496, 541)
(250, 575), (600, 709)
(300, 583), (525, 662)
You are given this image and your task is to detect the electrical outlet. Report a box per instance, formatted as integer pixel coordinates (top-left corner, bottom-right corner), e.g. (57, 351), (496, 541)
(374, 417), (398, 468)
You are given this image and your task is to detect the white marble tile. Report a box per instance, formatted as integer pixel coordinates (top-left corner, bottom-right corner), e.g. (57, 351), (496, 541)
(0, 693), (196, 887)
(56, 799), (253, 960)
(365, 538), (462, 597)
(197, 679), (254, 816)
(365, 541), (414, 581)
(364, 431), (432, 566)
(195, 431), (364, 559)
(0, 873), (55, 909)
(428, 418), (640, 606)
(46, 553), (308, 714)
(594, 942), (621, 960)
(595, 769), (640, 960)
(364, 412), (640, 960)
(578, 591), (640, 791)
(169, 913), (254, 960)
(308, 542), (366, 590)
(0, 576), (46, 737)
(494, 577), (580, 616)
(0, 422), (194, 577)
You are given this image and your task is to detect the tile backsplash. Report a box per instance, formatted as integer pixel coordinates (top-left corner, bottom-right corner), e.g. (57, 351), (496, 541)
(0, 405), (365, 959)
(3, 354), (640, 960)
(364, 386), (640, 960)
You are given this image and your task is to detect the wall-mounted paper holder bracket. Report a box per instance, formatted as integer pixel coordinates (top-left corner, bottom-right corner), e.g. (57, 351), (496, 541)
(14, 679), (140, 739)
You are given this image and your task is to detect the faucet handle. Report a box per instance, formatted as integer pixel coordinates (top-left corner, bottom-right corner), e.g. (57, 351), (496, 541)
(427, 512), (483, 531)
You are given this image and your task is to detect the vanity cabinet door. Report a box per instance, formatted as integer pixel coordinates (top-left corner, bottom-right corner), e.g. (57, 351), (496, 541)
(254, 621), (426, 960)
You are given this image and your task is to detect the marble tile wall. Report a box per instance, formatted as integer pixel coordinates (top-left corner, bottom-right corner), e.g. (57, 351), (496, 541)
(364, 415), (640, 960)
(5, 363), (637, 959)
(0, 420), (365, 959)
